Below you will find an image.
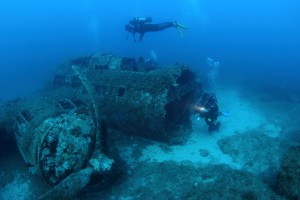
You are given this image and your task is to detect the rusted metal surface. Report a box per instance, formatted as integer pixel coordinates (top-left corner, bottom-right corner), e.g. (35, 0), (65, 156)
(0, 53), (198, 199)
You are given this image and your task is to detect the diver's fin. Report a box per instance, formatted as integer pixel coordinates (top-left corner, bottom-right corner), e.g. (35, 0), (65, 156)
(174, 22), (188, 38)
(220, 111), (230, 117)
(176, 26), (184, 38)
(175, 22), (188, 29)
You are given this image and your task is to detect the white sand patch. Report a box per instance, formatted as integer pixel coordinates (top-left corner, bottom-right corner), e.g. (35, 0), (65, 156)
(217, 88), (265, 136)
(139, 132), (239, 168)
(119, 146), (138, 168)
(261, 123), (282, 138)
(0, 175), (31, 200)
(139, 87), (279, 169)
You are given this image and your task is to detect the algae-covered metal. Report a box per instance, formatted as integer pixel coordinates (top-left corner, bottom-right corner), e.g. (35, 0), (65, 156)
(12, 67), (114, 198)
(0, 53), (197, 198)
(54, 53), (197, 140)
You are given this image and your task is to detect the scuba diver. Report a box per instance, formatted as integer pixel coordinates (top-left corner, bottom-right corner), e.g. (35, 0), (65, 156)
(195, 93), (221, 132)
(125, 17), (187, 42)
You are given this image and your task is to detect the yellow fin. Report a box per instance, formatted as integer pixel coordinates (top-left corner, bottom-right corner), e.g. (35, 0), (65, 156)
(176, 26), (184, 38)
(174, 22), (188, 38)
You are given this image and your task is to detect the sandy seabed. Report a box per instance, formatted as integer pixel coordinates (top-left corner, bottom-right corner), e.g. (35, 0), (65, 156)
(1, 83), (299, 200)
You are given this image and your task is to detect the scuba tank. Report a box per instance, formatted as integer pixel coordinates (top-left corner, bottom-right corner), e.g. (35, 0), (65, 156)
(132, 17), (152, 23)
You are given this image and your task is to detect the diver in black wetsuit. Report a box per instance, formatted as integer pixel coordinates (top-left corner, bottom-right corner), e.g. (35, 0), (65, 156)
(125, 17), (187, 42)
(196, 93), (221, 132)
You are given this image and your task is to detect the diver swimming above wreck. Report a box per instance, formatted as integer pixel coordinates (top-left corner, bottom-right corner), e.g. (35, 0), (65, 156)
(125, 17), (188, 42)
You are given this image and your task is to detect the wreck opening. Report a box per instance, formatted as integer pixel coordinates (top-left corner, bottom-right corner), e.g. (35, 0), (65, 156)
(165, 69), (196, 128)
(0, 123), (17, 159)
(117, 87), (126, 97)
(165, 92), (194, 127)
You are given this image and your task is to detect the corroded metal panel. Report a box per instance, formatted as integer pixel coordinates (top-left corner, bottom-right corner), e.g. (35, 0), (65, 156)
(0, 53), (198, 198)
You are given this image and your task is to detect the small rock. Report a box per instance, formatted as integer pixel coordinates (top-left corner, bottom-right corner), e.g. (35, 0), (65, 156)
(199, 149), (209, 157)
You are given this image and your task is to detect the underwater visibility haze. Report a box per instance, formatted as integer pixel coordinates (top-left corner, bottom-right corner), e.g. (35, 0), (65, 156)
(0, 0), (300, 199)
(0, 0), (300, 100)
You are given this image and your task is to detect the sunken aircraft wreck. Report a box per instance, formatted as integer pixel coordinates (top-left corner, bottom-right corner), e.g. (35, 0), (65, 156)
(0, 53), (198, 199)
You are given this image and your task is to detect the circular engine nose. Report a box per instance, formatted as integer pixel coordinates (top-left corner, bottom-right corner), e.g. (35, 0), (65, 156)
(38, 113), (95, 185)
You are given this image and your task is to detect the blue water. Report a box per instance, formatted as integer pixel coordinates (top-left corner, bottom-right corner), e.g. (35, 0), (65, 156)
(0, 0), (300, 100)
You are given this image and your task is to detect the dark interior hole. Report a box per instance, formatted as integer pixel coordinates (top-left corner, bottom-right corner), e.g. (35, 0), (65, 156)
(70, 56), (91, 68)
(121, 58), (137, 71)
(0, 127), (18, 159)
(53, 74), (66, 87)
(118, 87), (126, 97)
(95, 64), (109, 70)
(137, 57), (145, 63)
(70, 76), (81, 88)
(95, 85), (107, 97)
(165, 92), (194, 126)
(71, 98), (84, 107)
(56, 100), (75, 110)
(21, 110), (33, 122)
(176, 70), (195, 85)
